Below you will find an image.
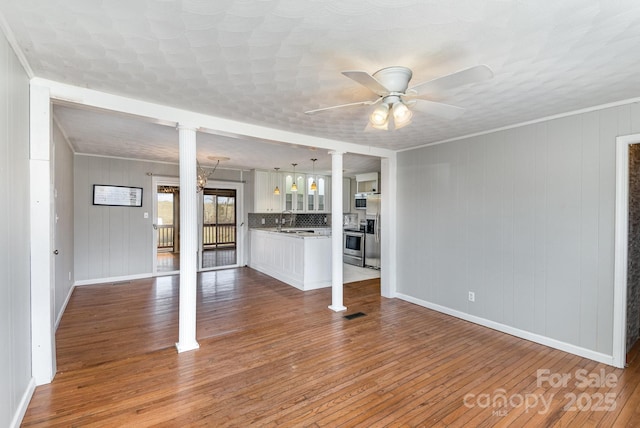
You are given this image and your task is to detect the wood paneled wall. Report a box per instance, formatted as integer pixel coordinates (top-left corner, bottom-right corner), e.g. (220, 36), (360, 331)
(397, 103), (640, 358)
(0, 28), (32, 427)
(73, 155), (245, 282)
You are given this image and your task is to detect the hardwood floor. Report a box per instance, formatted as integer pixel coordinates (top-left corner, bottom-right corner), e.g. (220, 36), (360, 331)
(22, 268), (640, 427)
(157, 248), (237, 272)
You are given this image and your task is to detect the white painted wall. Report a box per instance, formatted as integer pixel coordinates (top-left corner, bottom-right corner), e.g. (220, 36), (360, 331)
(0, 28), (34, 428)
(397, 103), (640, 362)
(74, 155), (245, 282)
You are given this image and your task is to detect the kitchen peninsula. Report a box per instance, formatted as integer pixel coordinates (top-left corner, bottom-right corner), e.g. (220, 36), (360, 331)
(249, 228), (331, 291)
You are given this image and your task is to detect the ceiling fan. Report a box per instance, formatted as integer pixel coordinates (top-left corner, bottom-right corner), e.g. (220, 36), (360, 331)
(305, 64), (493, 130)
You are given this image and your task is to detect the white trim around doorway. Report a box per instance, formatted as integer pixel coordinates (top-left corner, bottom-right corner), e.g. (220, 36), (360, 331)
(152, 175), (180, 277)
(613, 133), (640, 368)
(198, 180), (245, 271)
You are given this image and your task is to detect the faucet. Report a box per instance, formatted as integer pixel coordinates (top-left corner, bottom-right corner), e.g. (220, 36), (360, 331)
(279, 210), (294, 231)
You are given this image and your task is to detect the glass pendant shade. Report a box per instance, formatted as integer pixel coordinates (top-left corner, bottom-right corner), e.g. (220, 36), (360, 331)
(370, 103), (390, 128)
(291, 163), (298, 192)
(310, 158), (317, 191)
(392, 101), (413, 129)
(273, 167), (280, 195)
(393, 102), (413, 129)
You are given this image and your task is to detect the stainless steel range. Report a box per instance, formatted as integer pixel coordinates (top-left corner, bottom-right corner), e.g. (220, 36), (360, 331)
(343, 227), (365, 267)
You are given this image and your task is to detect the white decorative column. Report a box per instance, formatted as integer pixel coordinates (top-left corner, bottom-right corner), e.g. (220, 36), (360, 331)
(30, 83), (56, 384)
(176, 124), (200, 353)
(329, 150), (347, 312)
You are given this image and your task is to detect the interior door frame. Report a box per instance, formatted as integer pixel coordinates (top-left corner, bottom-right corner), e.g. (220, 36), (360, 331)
(152, 175), (180, 276)
(613, 133), (640, 368)
(198, 179), (244, 271)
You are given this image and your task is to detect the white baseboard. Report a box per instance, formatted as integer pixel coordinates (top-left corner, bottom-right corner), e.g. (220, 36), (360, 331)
(395, 292), (615, 367)
(10, 377), (36, 428)
(55, 282), (75, 330)
(74, 272), (152, 286)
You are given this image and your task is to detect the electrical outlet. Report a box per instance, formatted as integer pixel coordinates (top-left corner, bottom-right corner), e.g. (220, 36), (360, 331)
(468, 291), (475, 302)
(261, 218), (265, 224)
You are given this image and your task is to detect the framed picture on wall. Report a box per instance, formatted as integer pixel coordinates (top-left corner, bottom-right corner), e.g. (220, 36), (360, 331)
(93, 184), (143, 207)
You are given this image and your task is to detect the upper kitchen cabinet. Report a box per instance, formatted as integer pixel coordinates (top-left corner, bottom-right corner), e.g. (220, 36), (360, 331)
(284, 172), (306, 211)
(253, 169), (336, 213)
(356, 172), (380, 193)
(306, 175), (330, 212)
(254, 170), (283, 213)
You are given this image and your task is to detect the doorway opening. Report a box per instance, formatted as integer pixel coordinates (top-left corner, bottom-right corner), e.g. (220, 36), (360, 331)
(156, 184), (180, 273)
(627, 143), (640, 360)
(201, 188), (237, 269)
(614, 133), (640, 368)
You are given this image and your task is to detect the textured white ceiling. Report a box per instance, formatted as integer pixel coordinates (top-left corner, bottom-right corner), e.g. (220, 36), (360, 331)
(53, 104), (380, 175)
(3, 0), (640, 169)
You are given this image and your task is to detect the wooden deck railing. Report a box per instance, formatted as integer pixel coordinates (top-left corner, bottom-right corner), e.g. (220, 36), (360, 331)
(157, 225), (174, 248)
(203, 223), (236, 248)
(157, 224), (236, 249)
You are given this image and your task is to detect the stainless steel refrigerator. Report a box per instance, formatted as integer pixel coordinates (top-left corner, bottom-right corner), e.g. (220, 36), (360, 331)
(365, 194), (381, 269)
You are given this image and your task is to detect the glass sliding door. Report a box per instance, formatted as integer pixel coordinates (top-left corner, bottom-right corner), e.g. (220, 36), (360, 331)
(201, 188), (237, 269)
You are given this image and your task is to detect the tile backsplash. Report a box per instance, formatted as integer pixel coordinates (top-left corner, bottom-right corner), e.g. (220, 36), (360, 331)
(248, 213), (330, 229)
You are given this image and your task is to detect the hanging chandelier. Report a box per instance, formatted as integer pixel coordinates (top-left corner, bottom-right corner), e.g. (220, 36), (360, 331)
(196, 159), (220, 192)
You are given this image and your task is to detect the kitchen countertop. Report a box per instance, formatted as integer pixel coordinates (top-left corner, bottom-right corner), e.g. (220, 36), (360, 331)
(251, 227), (331, 238)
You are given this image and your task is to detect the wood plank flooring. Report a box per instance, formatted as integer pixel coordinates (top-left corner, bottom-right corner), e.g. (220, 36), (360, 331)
(22, 267), (640, 427)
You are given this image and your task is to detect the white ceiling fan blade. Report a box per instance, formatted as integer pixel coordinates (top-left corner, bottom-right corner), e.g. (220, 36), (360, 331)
(305, 100), (376, 115)
(409, 99), (466, 120)
(408, 64), (493, 96)
(342, 70), (390, 96)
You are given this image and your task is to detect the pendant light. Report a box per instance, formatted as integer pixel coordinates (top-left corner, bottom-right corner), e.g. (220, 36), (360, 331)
(273, 167), (281, 195)
(310, 158), (318, 191)
(291, 163), (298, 192)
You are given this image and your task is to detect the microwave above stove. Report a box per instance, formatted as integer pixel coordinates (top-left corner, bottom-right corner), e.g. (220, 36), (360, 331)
(354, 193), (370, 210)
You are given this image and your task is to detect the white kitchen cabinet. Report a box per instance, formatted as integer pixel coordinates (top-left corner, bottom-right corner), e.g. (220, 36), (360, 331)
(249, 229), (332, 290)
(284, 172), (306, 211)
(306, 175), (330, 212)
(254, 170), (283, 212)
(356, 172), (380, 193)
(254, 169), (336, 213)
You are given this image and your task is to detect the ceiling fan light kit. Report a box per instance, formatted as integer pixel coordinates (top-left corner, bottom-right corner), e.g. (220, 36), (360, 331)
(392, 101), (413, 128)
(370, 103), (390, 128)
(306, 64), (493, 131)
